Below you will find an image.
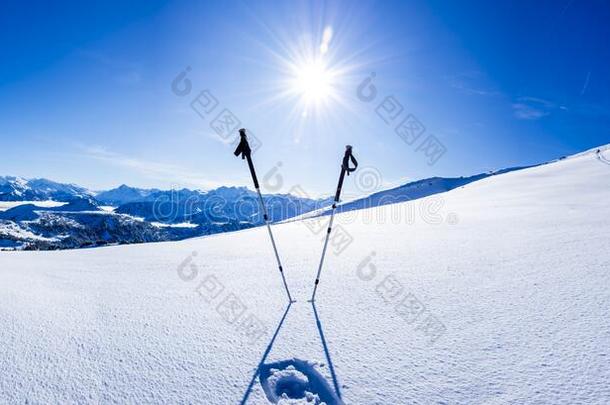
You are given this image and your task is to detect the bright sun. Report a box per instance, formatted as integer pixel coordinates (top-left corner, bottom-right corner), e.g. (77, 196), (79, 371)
(291, 59), (334, 104)
(273, 25), (354, 122)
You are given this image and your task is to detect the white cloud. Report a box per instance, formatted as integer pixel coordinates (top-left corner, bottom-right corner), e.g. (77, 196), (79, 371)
(512, 96), (609, 121)
(78, 145), (225, 190)
(512, 97), (554, 120)
(447, 72), (501, 97)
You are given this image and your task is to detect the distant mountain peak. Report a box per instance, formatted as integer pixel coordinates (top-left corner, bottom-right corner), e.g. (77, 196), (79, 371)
(0, 176), (91, 202)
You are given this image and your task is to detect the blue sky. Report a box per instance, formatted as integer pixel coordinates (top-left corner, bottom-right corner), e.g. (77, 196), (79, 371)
(1, 0), (608, 196)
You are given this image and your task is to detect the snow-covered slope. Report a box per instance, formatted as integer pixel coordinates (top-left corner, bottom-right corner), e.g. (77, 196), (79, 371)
(305, 165), (533, 220)
(1, 146), (609, 404)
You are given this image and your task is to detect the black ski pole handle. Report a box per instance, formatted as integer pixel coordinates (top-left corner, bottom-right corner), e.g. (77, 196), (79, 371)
(234, 128), (260, 189)
(334, 145), (358, 203)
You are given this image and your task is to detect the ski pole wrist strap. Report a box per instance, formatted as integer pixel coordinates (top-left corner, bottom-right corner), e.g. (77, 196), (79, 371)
(234, 129), (252, 160)
(342, 146), (358, 175)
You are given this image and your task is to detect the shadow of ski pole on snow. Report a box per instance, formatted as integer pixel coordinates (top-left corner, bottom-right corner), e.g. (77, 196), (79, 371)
(312, 301), (343, 400)
(240, 302), (293, 404)
(239, 302), (343, 404)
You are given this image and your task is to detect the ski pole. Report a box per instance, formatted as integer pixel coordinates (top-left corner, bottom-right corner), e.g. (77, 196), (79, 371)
(234, 129), (295, 303)
(310, 145), (358, 302)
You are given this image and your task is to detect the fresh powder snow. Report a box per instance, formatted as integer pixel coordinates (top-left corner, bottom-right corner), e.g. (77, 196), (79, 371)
(1, 146), (609, 404)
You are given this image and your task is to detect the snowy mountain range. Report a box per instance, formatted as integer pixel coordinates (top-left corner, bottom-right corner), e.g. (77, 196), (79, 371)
(0, 178), (332, 250)
(95, 184), (162, 205)
(0, 176), (91, 201)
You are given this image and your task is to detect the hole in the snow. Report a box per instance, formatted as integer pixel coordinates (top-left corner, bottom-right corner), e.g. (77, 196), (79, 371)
(273, 370), (308, 399)
(259, 358), (341, 404)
